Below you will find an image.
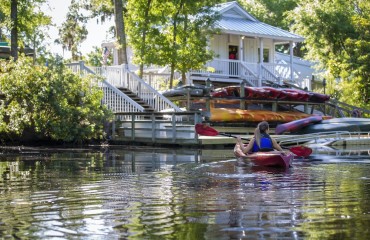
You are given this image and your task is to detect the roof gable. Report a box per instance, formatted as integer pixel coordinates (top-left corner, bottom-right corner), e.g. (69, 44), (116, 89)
(215, 1), (258, 22)
(214, 1), (304, 43)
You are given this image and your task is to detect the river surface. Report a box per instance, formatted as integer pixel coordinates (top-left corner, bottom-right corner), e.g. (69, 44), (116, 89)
(1, 145), (370, 239)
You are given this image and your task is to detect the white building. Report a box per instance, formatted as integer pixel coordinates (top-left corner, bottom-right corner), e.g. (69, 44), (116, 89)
(104, 1), (315, 89)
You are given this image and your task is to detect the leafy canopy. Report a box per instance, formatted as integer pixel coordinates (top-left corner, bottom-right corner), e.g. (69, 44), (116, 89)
(288, 0), (370, 108)
(0, 55), (112, 143)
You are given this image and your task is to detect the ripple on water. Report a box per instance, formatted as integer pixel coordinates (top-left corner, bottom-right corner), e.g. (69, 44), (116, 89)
(1, 149), (370, 239)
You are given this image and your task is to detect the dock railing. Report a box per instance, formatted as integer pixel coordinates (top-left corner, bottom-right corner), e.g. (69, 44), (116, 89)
(112, 111), (204, 145)
(277, 131), (370, 146)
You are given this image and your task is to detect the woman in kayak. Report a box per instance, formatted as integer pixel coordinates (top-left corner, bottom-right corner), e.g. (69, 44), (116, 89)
(236, 121), (284, 154)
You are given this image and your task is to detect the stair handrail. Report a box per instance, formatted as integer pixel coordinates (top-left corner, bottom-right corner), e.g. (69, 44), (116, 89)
(101, 80), (145, 112)
(67, 62), (182, 112)
(66, 62), (145, 113)
(239, 62), (258, 86)
(98, 65), (182, 112)
(261, 65), (280, 84)
(327, 99), (370, 117)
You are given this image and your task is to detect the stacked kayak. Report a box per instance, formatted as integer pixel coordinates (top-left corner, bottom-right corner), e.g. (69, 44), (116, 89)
(234, 144), (293, 168)
(275, 115), (323, 134)
(297, 117), (370, 134)
(211, 86), (330, 103)
(209, 107), (329, 123)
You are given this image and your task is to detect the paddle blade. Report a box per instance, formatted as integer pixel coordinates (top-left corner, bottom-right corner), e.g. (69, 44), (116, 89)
(289, 146), (312, 157)
(195, 124), (219, 136)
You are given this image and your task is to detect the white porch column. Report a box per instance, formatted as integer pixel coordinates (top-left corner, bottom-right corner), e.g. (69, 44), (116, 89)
(289, 41), (294, 81)
(258, 37), (263, 87)
(113, 48), (118, 65)
(239, 36), (244, 62)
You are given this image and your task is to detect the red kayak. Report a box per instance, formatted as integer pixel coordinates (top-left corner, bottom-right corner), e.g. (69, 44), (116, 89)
(211, 86), (330, 103)
(275, 115), (323, 134)
(234, 144), (293, 168)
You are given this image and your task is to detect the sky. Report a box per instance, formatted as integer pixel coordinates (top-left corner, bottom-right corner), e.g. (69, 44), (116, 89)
(42, 0), (114, 58)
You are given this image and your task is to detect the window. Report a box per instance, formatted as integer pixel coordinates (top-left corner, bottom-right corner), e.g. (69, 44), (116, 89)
(258, 48), (269, 63)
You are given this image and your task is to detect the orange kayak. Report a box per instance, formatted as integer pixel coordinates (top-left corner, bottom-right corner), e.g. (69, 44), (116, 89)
(210, 108), (319, 123)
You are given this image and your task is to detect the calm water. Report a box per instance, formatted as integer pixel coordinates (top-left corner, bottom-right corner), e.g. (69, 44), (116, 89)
(1, 145), (370, 240)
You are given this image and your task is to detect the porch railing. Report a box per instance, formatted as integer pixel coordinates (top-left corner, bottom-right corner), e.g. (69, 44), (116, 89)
(190, 59), (302, 87)
(141, 72), (180, 90)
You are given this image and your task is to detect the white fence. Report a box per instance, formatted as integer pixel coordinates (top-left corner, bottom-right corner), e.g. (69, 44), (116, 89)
(67, 62), (182, 115)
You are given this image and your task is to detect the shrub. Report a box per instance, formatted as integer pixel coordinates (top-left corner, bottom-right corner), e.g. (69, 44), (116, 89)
(0, 56), (113, 144)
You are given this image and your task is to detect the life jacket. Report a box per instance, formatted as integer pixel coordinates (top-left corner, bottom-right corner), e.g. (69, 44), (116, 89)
(252, 133), (273, 152)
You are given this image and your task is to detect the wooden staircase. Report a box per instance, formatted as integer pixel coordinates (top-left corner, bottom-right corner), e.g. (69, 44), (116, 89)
(117, 87), (155, 112)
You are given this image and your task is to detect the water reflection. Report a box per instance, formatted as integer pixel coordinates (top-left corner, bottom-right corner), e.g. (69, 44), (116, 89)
(0, 146), (370, 239)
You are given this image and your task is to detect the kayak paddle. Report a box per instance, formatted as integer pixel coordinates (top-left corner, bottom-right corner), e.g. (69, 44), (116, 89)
(195, 123), (312, 157)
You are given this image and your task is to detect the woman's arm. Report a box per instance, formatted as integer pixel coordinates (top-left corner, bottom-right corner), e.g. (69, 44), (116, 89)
(237, 136), (255, 153)
(272, 138), (284, 151)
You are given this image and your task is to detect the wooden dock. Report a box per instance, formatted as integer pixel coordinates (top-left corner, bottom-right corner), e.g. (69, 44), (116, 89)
(110, 112), (370, 148)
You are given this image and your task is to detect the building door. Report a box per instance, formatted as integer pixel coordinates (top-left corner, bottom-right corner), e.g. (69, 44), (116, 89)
(229, 45), (238, 76)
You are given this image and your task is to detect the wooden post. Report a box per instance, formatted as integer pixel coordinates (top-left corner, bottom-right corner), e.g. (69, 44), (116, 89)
(289, 41), (294, 82)
(172, 113), (176, 143)
(304, 103), (309, 114)
(111, 117), (116, 140)
(272, 102), (277, 112)
(205, 78), (211, 118)
(79, 61), (85, 76)
(258, 38), (263, 87)
(131, 114), (135, 140)
(240, 80), (246, 110)
(151, 113), (155, 142)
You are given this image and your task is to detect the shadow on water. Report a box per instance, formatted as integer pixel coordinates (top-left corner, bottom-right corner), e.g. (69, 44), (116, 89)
(0, 145), (370, 239)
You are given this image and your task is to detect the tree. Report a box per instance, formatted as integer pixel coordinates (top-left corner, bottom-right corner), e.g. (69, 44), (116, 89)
(57, 0), (88, 61)
(238, 0), (303, 55)
(113, 0), (128, 65)
(239, 0), (297, 30)
(84, 46), (113, 66)
(164, 0), (219, 88)
(81, 0), (128, 65)
(0, 0), (51, 60)
(0, 56), (112, 143)
(10, 0), (18, 60)
(0, 9), (5, 40)
(288, 0), (370, 108)
(126, 0), (219, 88)
(125, 0), (167, 78)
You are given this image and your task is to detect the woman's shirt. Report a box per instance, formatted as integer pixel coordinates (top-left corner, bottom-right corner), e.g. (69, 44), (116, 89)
(252, 133), (274, 152)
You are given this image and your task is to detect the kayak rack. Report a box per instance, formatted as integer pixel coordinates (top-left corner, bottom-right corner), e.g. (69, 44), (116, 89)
(277, 131), (370, 146)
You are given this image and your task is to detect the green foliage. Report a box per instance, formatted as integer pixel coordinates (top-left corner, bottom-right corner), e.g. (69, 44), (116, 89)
(238, 0), (297, 31)
(287, 0), (370, 109)
(125, 0), (219, 87)
(238, 0), (301, 54)
(0, 56), (112, 143)
(80, 0), (114, 22)
(57, 0), (88, 61)
(0, 0), (51, 54)
(84, 46), (113, 67)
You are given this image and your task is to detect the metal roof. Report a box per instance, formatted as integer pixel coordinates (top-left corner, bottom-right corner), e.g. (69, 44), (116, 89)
(214, 1), (304, 43)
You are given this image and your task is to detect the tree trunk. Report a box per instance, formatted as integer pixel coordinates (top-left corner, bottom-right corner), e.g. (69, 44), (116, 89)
(169, 17), (178, 89)
(114, 0), (128, 65)
(139, 0), (152, 79)
(10, 0), (18, 60)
